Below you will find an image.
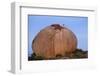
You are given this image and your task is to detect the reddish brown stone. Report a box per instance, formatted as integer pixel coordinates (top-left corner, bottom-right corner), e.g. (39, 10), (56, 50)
(32, 24), (77, 59)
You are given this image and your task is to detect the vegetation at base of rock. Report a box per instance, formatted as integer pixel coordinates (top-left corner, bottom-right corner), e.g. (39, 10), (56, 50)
(72, 49), (88, 58)
(28, 49), (88, 61)
(28, 53), (44, 60)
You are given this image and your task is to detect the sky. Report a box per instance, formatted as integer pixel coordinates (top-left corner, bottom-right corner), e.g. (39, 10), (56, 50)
(28, 15), (88, 57)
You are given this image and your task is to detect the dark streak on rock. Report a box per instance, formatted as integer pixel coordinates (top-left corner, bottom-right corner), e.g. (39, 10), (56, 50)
(51, 24), (64, 30)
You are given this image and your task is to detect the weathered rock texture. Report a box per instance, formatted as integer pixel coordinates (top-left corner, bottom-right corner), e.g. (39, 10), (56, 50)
(32, 24), (77, 59)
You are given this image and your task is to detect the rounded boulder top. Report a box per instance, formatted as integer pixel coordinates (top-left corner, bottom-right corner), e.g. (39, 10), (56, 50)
(32, 24), (77, 59)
